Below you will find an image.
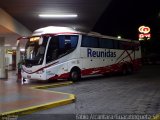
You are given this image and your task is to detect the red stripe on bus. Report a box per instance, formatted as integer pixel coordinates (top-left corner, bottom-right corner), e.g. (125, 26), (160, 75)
(23, 58), (142, 80)
(22, 61), (59, 74)
(118, 50), (135, 63)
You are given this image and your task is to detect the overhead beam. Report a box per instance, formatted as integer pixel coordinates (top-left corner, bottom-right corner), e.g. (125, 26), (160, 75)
(0, 8), (31, 36)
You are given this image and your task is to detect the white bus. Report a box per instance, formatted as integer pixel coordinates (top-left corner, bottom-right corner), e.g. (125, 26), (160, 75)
(21, 26), (142, 82)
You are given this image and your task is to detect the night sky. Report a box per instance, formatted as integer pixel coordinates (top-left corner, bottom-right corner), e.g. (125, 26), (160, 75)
(93, 0), (160, 40)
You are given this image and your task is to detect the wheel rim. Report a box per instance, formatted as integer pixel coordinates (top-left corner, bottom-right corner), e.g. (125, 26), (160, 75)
(127, 65), (133, 74)
(71, 71), (78, 81)
(122, 67), (127, 75)
(128, 67), (132, 73)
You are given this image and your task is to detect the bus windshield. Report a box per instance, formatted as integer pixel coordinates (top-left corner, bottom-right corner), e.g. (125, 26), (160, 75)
(24, 36), (48, 67)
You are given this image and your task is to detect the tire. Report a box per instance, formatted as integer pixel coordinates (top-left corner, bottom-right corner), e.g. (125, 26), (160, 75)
(122, 65), (127, 75)
(127, 64), (133, 74)
(70, 69), (81, 82)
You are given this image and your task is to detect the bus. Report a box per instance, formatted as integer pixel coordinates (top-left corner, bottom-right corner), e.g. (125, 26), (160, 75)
(21, 26), (141, 82)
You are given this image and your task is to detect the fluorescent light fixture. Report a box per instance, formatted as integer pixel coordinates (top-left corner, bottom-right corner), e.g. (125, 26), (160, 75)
(39, 14), (78, 18)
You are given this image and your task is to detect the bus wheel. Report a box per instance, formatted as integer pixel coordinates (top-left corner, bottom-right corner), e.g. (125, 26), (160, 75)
(70, 69), (81, 82)
(127, 64), (133, 74)
(122, 65), (127, 75)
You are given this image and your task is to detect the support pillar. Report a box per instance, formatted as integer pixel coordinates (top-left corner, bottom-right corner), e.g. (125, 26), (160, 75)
(16, 40), (20, 73)
(16, 40), (22, 81)
(0, 37), (7, 78)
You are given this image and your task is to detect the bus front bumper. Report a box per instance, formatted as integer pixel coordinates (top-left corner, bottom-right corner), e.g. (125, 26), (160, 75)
(21, 72), (47, 81)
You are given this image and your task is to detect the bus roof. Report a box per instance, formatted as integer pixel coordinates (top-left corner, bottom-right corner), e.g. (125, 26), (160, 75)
(86, 32), (138, 42)
(32, 26), (80, 36)
(31, 26), (138, 43)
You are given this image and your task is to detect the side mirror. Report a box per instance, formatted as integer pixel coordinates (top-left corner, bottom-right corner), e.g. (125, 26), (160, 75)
(39, 37), (43, 45)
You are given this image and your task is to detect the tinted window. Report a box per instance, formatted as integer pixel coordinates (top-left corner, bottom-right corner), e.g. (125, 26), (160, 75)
(126, 42), (133, 50)
(113, 40), (120, 49)
(46, 35), (78, 63)
(46, 37), (59, 63)
(99, 38), (114, 49)
(58, 35), (78, 57)
(119, 41), (133, 50)
(113, 40), (133, 50)
(119, 41), (125, 49)
(81, 35), (99, 48)
(59, 35), (78, 49)
(134, 43), (140, 51)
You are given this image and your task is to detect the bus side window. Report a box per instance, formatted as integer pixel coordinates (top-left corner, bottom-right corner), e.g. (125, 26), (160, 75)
(119, 41), (125, 49)
(132, 43), (139, 51)
(58, 35), (78, 57)
(113, 40), (120, 49)
(46, 37), (59, 63)
(81, 35), (99, 48)
(99, 38), (114, 49)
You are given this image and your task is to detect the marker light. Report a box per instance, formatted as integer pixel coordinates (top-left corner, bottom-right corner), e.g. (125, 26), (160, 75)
(39, 14), (78, 18)
(117, 36), (121, 39)
(30, 37), (40, 42)
(20, 48), (25, 52)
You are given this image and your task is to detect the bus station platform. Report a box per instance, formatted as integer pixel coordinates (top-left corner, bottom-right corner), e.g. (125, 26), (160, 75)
(0, 71), (75, 117)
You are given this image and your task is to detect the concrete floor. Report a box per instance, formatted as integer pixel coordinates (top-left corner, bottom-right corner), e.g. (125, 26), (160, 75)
(0, 71), (74, 117)
(1, 65), (160, 120)
(19, 65), (160, 120)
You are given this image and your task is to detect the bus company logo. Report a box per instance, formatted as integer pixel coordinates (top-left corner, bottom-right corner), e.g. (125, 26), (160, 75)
(87, 48), (116, 58)
(139, 26), (150, 34)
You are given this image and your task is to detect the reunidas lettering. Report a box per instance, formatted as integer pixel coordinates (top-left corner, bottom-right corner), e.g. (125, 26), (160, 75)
(87, 48), (116, 58)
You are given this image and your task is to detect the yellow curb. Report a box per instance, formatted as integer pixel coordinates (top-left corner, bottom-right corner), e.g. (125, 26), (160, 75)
(151, 114), (160, 120)
(0, 81), (75, 117)
(32, 81), (73, 89)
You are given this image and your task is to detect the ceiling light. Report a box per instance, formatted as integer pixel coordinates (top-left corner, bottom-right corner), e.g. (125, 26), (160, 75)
(39, 14), (78, 18)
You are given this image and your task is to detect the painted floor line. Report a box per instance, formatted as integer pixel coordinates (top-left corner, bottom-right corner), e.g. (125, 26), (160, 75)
(32, 81), (73, 89)
(0, 81), (75, 117)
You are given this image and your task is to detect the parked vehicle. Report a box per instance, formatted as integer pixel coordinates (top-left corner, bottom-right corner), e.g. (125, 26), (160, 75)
(21, 26), (142, 82)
